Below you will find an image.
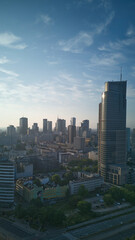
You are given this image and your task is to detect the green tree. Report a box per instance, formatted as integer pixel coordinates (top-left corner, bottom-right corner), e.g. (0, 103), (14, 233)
(78, 185), (89, 198)
(51, 174), (61, 185)
(69, 195), (82, 208)
(33, 179), (42, 187)
(77, 200), (91, 214)
(64, 171), (74, 181)
(103, 194), (114, 206)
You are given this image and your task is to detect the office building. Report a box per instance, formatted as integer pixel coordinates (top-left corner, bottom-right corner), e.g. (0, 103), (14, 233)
(81, 120), (89, 137)
(19, 117), (28, 135)
(98, 81), (127, 185)
(70, 117), (76, 126)
(68, 125), (76, 144)
(69, 176), (104, 195)
(126, 128), (130, 154)
(7, 125), (16, 136)
(56, 118), (66, 133)
(74, 136), (85, 150)
(43, 119), (47, 133)
(32, 123), (39, 134)
(0, 159), (15, 206)
(7, 125), (16, 145)
(47, 121), (52, 132)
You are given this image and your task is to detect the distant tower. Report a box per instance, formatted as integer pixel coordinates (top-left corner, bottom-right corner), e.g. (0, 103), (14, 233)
(32, 123), (39, 134)
(70, 117), (76, 126)
(19, 117), (28, 135)
(81, 120), (89, 137)
(68, 125), (76, 144)
(56, 119), (66, 133)
(43, 119), (47, 133)
(47, 121), (52, 132)
(98, 81), (127, 185)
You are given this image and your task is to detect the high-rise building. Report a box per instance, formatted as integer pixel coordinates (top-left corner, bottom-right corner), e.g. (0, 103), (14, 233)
(56, 119), (66, 133)
(43, 119), (47, 133)
(68, 125), (76, 144)
(0, 159), (15, 206)
(19, 117), (28, 135)
(7, 125), (16, 145)
(126, 128), (130, 154)
(32, 123), (39, 134)
(81, 120), (89, 137)
(47, 121), (52, 132)
(98, 81), (127, 185)
(70, 117), (76, 126)
(7, 125), (16, 136)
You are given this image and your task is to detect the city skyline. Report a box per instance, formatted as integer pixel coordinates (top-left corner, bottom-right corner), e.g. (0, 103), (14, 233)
(0, 0), (135, 128)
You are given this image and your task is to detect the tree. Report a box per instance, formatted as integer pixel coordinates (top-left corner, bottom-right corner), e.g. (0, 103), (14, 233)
(51, 174), (61, 185)
(64, 171), (74, 181)
(33, 179), (42, 187)
(77, 201), (91, 214)
(69, 195), (82, 208)
(103, 194), (114, 206)
(78, 185), (89, 198)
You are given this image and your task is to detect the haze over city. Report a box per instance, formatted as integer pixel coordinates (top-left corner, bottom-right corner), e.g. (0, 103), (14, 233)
(0, 0), (135, 129)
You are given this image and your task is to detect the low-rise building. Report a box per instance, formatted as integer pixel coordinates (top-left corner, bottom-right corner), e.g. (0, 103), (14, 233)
(16, 178), (68, 202)
(69, 175), (104, 195)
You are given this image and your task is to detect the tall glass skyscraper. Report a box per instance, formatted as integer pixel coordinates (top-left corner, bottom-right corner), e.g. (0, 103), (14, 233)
(98, 81), (127, 185)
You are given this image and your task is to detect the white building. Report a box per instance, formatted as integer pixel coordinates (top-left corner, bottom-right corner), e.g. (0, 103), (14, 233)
(69, 176), (104, 195)
(88, 151), (98, 161)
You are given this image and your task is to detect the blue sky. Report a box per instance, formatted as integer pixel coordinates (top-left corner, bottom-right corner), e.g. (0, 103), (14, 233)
(0, 0), (135, 129)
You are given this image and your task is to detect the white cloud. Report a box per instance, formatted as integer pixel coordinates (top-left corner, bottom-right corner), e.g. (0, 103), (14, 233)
(59, 32), (93, 53)
(59, 12), (114, 53)
(99, 0), (112, 11)
(0, 32), (27, 49)
(40, 14), (53, 25)
(89, 52), (125, 66)
(126, 26), (135, 37)
(0, 68), (19, 77)
(0, 56), (9, 64)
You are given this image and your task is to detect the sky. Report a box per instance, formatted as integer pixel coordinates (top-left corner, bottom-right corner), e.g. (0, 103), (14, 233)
(0, 0), (135, 129)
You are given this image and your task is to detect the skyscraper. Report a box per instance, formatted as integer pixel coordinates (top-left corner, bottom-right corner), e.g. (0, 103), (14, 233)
(19, 117), (28, 135)
(70, 117), (76, 126)
(98, 81), (127, 185)
(81, 120), (89, 138)
(56, 119), (66, 133)
(47, 121), (52, 132)
(43, 119), (47, 133)
(68, 125), (76, 144)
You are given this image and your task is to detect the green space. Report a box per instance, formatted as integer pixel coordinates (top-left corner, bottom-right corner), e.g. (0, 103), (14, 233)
(103, 185), (135, 206)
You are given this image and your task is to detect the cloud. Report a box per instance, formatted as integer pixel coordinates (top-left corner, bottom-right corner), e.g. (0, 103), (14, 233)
(40, 14), (53, 25)
(0, 68), (19, 77)
(0, 32), (27, 49)
(126, 26), (135, 37)
(59, 12), (114, 53)
(59, 32), (93, 53)
(99, 0), (112, 11)
(0, 56), (9, 64)
(89, 52), (125, 67)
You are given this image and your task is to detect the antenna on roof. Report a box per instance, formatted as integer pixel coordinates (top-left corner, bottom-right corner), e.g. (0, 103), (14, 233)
(120, 67), (122, 81)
